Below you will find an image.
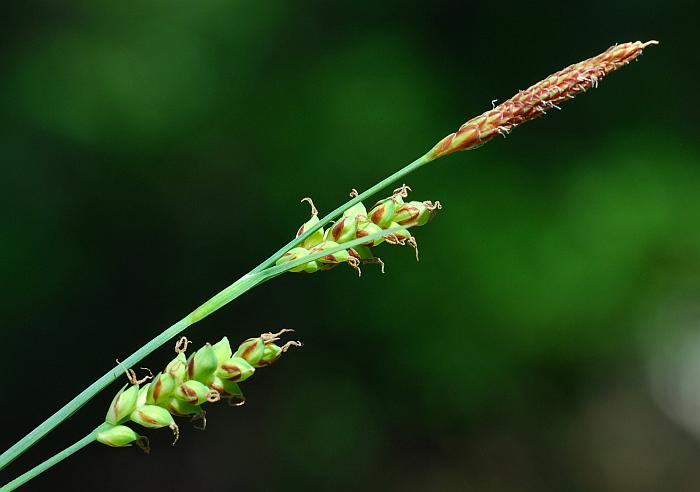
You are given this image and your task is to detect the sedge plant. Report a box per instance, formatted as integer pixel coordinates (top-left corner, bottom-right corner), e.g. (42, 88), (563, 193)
(0, 40), (657, 490)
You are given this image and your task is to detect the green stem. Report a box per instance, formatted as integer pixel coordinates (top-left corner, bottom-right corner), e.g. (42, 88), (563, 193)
(0, 272), (264, 473)
(0, 151), (435, 487)
(0, 432), (96, 491)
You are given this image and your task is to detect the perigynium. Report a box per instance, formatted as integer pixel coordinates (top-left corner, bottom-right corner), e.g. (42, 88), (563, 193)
(0, 40), (656, 491)
(95, 331), (300, 452)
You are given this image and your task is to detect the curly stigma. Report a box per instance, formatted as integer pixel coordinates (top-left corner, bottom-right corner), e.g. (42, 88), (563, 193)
(427, 40), (658, 160)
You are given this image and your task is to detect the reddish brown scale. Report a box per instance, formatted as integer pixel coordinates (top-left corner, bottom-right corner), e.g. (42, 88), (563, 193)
(181, 386), (196, 400)
(396, 205), (420, 225)
(428, 41), (658, 159)
(152, 379), (163, 402)
(240, 339), (261, 360)
(136, 411), (158, 425)
(331, 219), (346, 240)
(370, 207), (385, 224)
(186, 356), (195, 380)
(219, 364), (243, 381)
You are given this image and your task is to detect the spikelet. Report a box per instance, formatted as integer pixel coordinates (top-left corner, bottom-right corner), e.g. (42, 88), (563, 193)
(278, 186), (441, 275)
(96, 331), (301, 450)
(427, 40), (658, 160)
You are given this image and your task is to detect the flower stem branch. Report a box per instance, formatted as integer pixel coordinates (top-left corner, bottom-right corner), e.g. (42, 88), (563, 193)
(0, 155), (433, 480)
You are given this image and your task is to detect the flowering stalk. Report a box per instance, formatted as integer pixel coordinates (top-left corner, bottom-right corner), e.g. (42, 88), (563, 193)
(0, 40), (656, 490)
(427, 40), (658, 159)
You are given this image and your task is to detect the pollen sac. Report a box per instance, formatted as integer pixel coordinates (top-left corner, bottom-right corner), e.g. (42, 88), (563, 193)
(174, 380), (211, 405)
(165, 353), (188, 383)
(368, 197), (398, 229)
(234, 337), (265, 366)
(355, 219), (385, 247)
(95, 424), (142, 448)
(131, 405), (176, 429)
(148, 372), (177, 406)
(329, 216), (357, 243)
(216, 356), (255, 382)
(393, 201), (434, 227)
(297, 215), (325, 250)
(211, 336), (233, 365)
(105, 384), (140, 426)
(187, 344), (218, 385)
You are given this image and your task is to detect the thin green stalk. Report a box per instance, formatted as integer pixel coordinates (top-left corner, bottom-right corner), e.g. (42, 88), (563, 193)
(0, 227), (419, 490)
(0, 152), (433, 479)
(0, 432), (96, 492)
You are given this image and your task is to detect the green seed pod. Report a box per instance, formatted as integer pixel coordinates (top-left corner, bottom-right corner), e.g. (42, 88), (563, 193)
(131, 405), (175, 429)
(210, 378), (245, 406)
(256, 342), (283, 367)
(174, 380), (211, 405)
(166, 397), (200, 417)
(234, 337), (265, 366)
(187, 343), (218, 385)
(349, 245), (374, 260)
(276, 247), (316, 273)
(355, 219), (385, 247)
(137, 383), (151, 408)
(106, 384), (139, 425)
(165, 352), (187, 383)
(297, 215), (325, 250)
(368, 197), (397, 228)
(393, 201), (433, 227)
(386, 221), (412, 242)
(148, 372), (177, 406)
(212, 336), (233, 365)
(131, 405), (180, 444)
(216, 356), (255, 382)
(328, 216), (357, 243)
(343, 202), (368, 218)
(254, 340), (301, 367)
(95, 424), (142, 448)
(210, 376), (244, 400)
(300, 259), (321, 273)
(310, 241), (350, 267)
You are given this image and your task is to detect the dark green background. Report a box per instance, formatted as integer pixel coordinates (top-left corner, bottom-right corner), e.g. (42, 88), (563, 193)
(2, 1), (699, 491)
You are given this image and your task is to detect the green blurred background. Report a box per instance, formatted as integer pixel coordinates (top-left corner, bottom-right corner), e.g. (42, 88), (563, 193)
(2, 1), (699, 490)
